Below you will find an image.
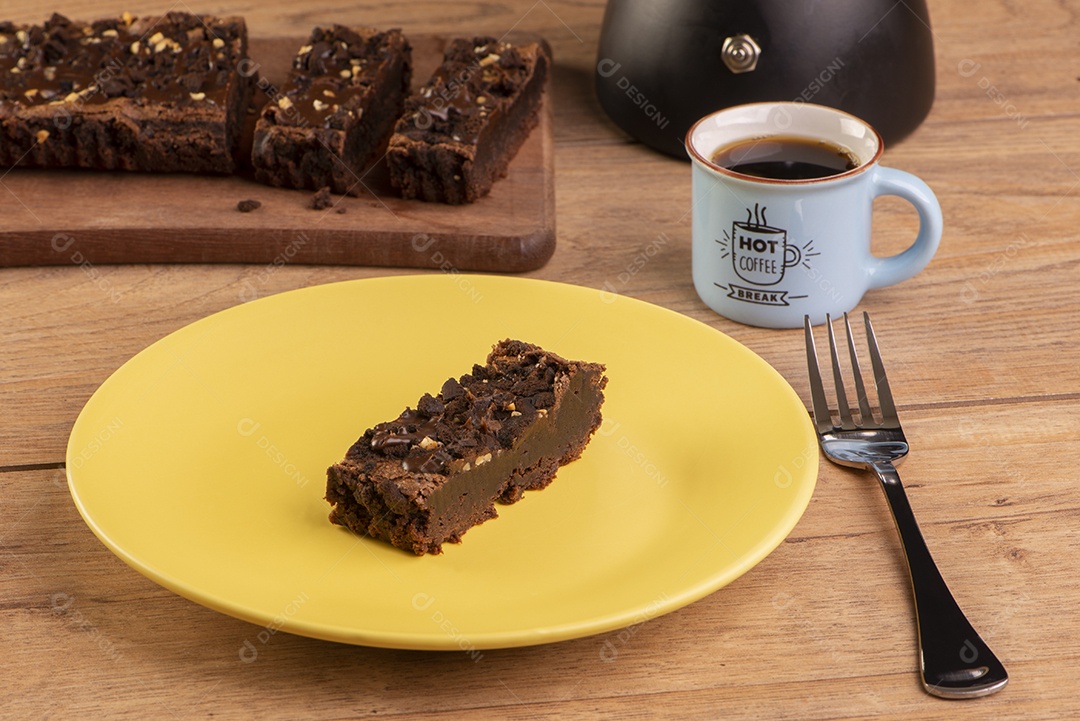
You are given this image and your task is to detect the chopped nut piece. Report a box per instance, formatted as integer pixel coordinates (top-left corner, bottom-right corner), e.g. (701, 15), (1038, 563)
(129, 40), (140, 53)
(312, 98), (328, 111)
(537, 408), (548, 417)
(475, 453), (492, 466)
(101, 28), (119, 38)
(63, 92), (79, 103)
(338, 68), (351, 78)
(35, 129), (49, 143)
(478, 53), (501, 67)
(23, 88), (38, 99)
(418, 436), (439, 450)
(476, 96), (486, 104)
(148, 31), (165, 45)
(277, 95), (293, 109)
(322, 89), (336, 98)
(43, 66), (56, 80)
(510, 411), (522, 417)
(121, 11), (135, 25)
(212, 37), (225, 49)
(189, 91), (206, 101)
(298, 44), (312, 54)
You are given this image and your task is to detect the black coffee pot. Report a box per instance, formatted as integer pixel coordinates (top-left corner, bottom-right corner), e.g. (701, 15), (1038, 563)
(594, 0), (935, 158)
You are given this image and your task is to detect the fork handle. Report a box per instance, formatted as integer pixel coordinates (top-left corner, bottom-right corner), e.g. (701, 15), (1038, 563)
(870, 461), (1009, 698)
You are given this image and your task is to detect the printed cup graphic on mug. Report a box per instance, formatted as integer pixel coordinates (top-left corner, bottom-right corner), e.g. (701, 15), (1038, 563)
(686, 102), (943, 328)
(728, 203), (806, 288)
(718, 203), (817, 307)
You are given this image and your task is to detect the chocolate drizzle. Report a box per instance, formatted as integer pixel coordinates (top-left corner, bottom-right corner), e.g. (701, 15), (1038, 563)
(370, 408), (438, 450)
(263, 25), (400, 129)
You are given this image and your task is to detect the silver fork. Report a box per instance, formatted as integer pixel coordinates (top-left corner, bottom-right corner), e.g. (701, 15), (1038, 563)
(804, 312), (1008, 699)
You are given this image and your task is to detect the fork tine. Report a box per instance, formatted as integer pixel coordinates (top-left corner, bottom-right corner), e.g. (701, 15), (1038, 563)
(863, 312), (899, 424)
(826, 314), (855, 428)
(843, 312), (874, 422)
(803, 315), (833, 431)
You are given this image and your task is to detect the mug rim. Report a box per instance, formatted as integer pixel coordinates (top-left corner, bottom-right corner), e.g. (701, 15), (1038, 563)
(685, 102), (885, 185)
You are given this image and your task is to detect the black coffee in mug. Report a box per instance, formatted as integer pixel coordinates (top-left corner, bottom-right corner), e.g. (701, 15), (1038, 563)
(711, 136), (860, 180)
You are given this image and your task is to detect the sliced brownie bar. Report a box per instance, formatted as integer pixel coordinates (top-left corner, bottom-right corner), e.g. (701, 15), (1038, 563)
(387, 36), (550, 204)
(252, 26), (411, 195)
(0, 12), (253, 173)
(326, 339), (607, 555)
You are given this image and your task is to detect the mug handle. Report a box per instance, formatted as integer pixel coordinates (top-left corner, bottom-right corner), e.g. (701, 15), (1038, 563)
(867, 167), (943, 289)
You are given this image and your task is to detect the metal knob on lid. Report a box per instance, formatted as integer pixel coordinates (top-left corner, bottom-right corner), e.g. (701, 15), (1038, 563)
(721, 34), (760, 73)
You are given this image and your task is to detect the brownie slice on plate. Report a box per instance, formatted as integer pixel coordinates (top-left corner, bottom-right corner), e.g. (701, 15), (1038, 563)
(387, 36), (550, 204)
(252, 25), (411, 195)
(326, 339), (607, 555)
(0, 12), (253, 173)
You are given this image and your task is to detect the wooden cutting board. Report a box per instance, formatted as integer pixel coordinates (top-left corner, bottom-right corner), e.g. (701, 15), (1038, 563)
(0, 34), (554, 272)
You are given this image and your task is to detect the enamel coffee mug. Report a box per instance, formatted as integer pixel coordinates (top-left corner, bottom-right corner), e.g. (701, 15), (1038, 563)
(686, 102), (942, 328)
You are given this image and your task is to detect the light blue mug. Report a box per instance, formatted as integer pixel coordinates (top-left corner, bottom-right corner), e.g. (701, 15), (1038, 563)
(686, 102), (942, 328)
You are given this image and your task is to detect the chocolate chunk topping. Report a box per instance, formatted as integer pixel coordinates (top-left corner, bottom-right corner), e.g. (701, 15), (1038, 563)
(355, 339), (581, 475)
(0, 12), (246, 108)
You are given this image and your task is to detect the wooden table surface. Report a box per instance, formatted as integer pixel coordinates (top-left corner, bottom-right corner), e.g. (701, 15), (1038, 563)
(3, 1), (1078, 718)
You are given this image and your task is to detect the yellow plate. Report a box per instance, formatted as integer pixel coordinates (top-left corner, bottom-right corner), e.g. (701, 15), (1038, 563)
(67, 275), (817, 650)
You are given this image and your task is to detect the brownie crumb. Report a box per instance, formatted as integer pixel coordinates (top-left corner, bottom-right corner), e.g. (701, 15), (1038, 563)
(310, 186), (334, 210)
(236, 199), (262, 213)
(335, 207), (348, 214)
